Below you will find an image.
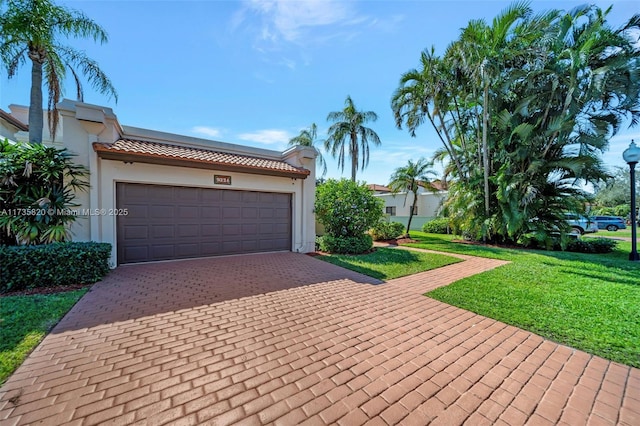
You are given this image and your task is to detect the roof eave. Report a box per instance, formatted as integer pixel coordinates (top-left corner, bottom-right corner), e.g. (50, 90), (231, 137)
(93, 146), (310, 179)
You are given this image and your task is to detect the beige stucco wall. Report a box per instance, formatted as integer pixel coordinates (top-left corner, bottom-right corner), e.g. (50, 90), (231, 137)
(46, 99), (317, 267)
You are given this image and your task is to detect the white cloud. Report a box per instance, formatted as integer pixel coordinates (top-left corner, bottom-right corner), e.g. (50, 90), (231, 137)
(245, 0), (355, 43)
(238, 129), (291, 145)
(191, 126), (223, 138)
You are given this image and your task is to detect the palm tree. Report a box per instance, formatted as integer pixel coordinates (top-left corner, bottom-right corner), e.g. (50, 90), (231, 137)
(288, 123), (327, 177)
(325, 96), (381, 182)
(0, 0), (117, 143)
(388, 158), (437, 235)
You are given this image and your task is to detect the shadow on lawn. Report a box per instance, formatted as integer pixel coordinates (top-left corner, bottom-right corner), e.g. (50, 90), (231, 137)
(318, 248), (425, 280)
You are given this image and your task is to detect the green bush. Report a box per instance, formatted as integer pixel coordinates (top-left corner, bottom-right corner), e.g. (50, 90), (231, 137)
(0, 139), (89, 245)
(317, 234), (373, 254)
(520, 235), (617, 253)
(567, 238), (618, 254)
(422, 217), (451, 234)
(315, 179), (383, 238)
(370, 221), (405, 241)
(0, 242), (111, 293)
(315, 179), (382, 254)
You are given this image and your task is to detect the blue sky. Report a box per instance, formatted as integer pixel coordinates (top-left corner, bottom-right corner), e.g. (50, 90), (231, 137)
(1, 0), (639, 186)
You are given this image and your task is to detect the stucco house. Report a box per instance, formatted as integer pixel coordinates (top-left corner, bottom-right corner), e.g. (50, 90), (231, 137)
(367, 182), (447, 231)
(1, 100), (317, 266)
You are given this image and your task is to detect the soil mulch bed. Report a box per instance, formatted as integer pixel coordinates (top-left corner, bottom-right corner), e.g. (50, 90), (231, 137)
(380, 237), (419, 245)
(1, 283), (93, 297)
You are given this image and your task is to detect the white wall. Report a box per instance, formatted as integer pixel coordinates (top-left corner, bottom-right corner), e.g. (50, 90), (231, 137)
(376, 191), (446, 218)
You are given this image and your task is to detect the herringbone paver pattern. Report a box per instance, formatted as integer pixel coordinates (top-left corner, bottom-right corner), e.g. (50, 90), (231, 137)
(1, 251), (638, 425)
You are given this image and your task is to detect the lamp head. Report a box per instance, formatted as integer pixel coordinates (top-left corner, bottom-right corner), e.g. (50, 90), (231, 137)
(623, 140), (640, 164)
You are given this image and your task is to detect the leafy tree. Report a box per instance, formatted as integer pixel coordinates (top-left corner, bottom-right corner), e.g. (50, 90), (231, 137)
(392, 3), (640, 245)
(594, 166), (639, 208)
(288, 123), (327, 177)
(387, 158), (437, 235)
(314, 178), (383, 253)
(0, 0), (117, 143)
(325, 96), (381, 182)
(0, 139), (88, 244)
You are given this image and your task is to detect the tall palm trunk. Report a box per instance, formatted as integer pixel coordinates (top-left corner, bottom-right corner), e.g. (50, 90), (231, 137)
(29, 58), (44, 144)
(407, 189), (419, 235)
(350, 132), (358, 182)
(482, 81), (490, 217)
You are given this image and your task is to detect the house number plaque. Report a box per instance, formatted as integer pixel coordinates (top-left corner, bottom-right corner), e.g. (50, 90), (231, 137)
(214, 175), (232, 185)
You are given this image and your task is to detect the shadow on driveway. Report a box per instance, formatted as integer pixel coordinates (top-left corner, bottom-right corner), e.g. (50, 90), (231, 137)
(53, 252), (382, 333)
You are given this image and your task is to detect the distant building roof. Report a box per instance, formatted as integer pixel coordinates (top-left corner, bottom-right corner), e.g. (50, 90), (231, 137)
(93, 138), (310, 179)
(367, 184), (392, 193)
(0, 109), (28, 131)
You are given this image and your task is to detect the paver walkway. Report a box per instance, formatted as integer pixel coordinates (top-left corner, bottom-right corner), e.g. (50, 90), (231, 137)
(1, 251), (638, 425)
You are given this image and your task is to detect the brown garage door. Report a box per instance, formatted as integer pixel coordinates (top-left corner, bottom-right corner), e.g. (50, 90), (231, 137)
(116, 183), (291, 264)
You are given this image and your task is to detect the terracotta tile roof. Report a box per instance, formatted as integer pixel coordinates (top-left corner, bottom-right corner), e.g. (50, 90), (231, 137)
(367, 184), (392, 193)
(0, 109), (28, 131)
(93, 139), (310, 178)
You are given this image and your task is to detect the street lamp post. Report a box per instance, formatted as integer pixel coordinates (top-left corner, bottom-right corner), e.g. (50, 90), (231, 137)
(623, 140), (640, 261)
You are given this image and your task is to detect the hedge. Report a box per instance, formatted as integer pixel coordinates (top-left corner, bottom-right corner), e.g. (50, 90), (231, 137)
(1, 242), (112, 293)
(317, 234), (373, 254)
(370, 221), (405, 241)
(422, 217), (451, 234)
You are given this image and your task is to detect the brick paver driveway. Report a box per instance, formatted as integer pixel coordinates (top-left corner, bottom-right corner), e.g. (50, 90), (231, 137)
(1, 251), (638, 425)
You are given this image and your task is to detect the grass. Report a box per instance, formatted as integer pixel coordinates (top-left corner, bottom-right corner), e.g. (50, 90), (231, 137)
(591, 229), (635, 239)
(318, 247), (462, 280)
(0, 289), (88, 385)
(405, 232), (640, 367)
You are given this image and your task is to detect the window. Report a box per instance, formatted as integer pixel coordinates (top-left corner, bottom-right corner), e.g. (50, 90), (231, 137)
(386, 206), (396, 216)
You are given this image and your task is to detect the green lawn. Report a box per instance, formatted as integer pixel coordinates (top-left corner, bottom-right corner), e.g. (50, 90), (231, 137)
(318, 247), (462, 280)
(0, 289), (88, 384)
(590, 229), (636, 239)
(405, 232), (640, 367)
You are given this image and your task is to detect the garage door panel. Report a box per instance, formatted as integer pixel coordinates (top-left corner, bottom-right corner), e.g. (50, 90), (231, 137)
(117, 183), (291, 264)
(150, 205), (174, 218)
(242, 224), (258, 234)
(223, 207), (240, 218)
(201, 207), (221, 219)
(275, 208), (289, 218)
(151, 225), (174, 238)
(223, 191), (242, 202)
(222, 241), (242, 252)
(201, 224), (221, 236)
(178, 205), (199, 219)
(150, 245), (174, 259)
(124, 246), (149, 263)
(177, 224), (199, 237)
(124, 225), (148, 239)
(242, 208), (258, 219)
(176, 243), (199, 256)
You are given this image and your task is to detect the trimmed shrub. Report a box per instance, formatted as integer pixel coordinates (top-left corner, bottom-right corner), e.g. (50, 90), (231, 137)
(422, 217), (451, 234)
(317, 234), (373, 254)
(520, 235), (617, 253)
(370, 221), (405, 241)
(567, 238), (618, 254)
(0, 242), (111, 293)
(315, 179), (383, 238)
(315, 179), (383, 254)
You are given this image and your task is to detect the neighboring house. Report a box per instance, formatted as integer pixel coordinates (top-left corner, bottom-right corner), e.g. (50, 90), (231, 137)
(2, 100), (317, 266)
(368, 182), (447, 231)
(0, 108), (28, 141)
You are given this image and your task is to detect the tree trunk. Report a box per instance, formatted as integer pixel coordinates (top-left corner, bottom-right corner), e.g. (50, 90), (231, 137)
(29, 59), (44, 144)
(482, 82), (490, 218)
(406, 190), (418, 235)
(350, 132), (358, 182)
